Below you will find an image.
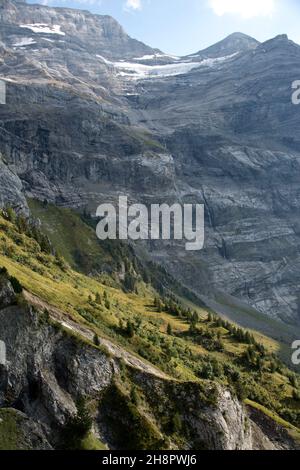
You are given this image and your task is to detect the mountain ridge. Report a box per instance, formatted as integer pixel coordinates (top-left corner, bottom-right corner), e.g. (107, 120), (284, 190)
(185, 32), (259, 60)
(1, 0), (300, 328)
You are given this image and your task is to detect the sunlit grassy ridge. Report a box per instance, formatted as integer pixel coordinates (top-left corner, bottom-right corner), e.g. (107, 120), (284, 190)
(0, 204), (300, 438)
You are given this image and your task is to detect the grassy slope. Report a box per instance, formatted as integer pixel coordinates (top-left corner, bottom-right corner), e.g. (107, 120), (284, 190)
(0, 409), (29, 450)
(245, 399), (300, 445)
(0, 204), (300, 442)
(207, 292), (300, 365)
(28, 199), (120, 273)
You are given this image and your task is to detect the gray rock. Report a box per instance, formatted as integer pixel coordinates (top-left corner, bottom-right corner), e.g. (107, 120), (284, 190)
(0, 276), (15, 308)
(0, 296), (295, 450)
(0, 155), (28, 214)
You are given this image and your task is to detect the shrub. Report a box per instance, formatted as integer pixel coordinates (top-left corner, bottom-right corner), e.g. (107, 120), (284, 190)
(93, 334), (100, 346)
(292, 389), (300, 401)
(126, 321), (135, 338)
(9, 276), (23, 294)
(172, 413), (183, 433)
(0, 266), (8, 276)
(60, 397), (92, 450)
(167, 323), (173, 336)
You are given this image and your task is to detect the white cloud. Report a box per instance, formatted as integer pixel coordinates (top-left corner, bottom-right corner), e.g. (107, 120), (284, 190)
(125, 0), (142, 11)
(209, 0), (276, 19)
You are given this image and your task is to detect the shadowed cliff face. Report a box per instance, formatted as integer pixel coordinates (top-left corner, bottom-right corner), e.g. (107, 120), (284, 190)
(1, 1), (300, 325)
(0, 276), (296, 450)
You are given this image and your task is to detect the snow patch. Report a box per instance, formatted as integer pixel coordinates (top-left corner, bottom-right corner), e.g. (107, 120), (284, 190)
(199, 52), (239, 66)
(42, 38), (55, 43)
(96, 54), (113, 65)
(13, 37), (36, 47)
(95, 52), (237, 80)
(113, 61), (201, 79)
(133, 53), (180, 61)
(20, 24), (65, 36)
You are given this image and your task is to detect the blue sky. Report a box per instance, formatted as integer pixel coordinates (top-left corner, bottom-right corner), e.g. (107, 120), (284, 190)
(28, 0), (300, 55)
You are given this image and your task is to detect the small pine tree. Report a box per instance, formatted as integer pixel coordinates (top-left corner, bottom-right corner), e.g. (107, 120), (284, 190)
(154, 296), (163, 311)
(61, 397), (92, 450)
(189, 321), (197, 335)
(130, 387), (139, 405)
(93, 334), (100, 347)
(5, 207), (16, 223)
(9, 276), (23, 294)
(192, 312), (199, 324)
(292, 389), (300, 401)
(289, 375), (298, 388)
(126, 321), (135, 338)
(172, 413), (182, 433)
(0, 266), (8, 276)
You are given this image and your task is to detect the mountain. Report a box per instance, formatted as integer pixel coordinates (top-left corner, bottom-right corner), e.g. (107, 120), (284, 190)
(185, 32), (259, 60)
(1, 3), (300, 339)
(0, 0), (300, 452)
(0, 204), (299, 450)
(0, 0), (159, 60)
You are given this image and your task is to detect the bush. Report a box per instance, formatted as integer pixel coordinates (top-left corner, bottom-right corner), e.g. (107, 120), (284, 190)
(130, 386), (139, 405)
(172, 413), (183, 433)
(93, 334), (100, 346)
(123, 273), (137, 293)
(292, 389), (300, 401)
(126, 321), (135, 338)
(9, 276), (23, 294)
(60, 397), (92, 450)
(167, 323), (173, 336)
(0, 266), (8, 276)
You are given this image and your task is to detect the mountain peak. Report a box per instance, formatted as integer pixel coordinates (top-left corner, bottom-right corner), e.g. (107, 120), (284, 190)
(0, 0), (159, 60)
(187, 32), (259, 60)
(225, 32), (257, 40)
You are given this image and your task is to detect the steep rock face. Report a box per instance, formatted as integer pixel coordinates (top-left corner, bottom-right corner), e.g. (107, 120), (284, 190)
(0, 408), (51, 450)
(0, 0), (157, 60)
(1, 1), (300, 326)
(0, 277), (295, 450)
(129, 35), (300, 325)
(0, 154), (28, 213)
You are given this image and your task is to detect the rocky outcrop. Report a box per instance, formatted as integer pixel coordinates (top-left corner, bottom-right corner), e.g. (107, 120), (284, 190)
(185, 32), (259, 61)
(0, 276), (296, 450)
(0, 0), (158, 60)
(0, 154), (28, 213)
(0, 408), (51, 450)
(1, 0), (300, 326)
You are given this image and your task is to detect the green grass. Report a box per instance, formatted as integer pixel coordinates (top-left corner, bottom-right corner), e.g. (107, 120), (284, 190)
(213, 291), (300, 362)
(28, 199), (113, 272)
(245, 399), (300, 444)
(0, 409), (27, 450)
(81, 433), (107, 450)
(1, 205), (300, 436)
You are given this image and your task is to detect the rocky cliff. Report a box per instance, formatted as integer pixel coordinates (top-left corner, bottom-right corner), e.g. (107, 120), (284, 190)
(1, 0), (300, 329)
(0, 274), (296, 450)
